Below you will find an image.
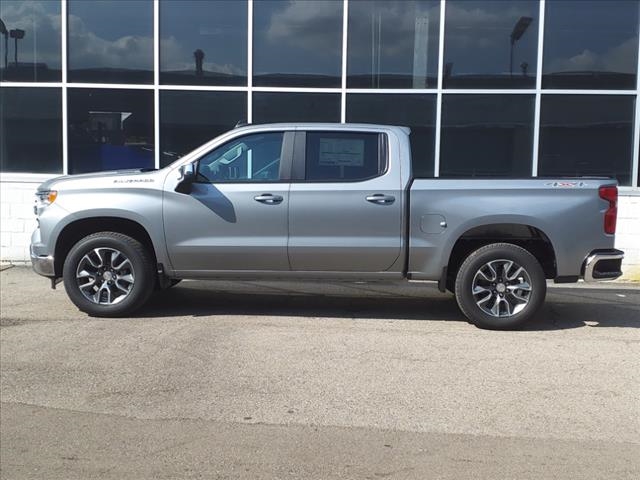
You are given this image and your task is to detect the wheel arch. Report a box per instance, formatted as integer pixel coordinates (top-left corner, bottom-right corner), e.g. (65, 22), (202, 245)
(444, 222), (557, 291)
(53, 217), (158, 277)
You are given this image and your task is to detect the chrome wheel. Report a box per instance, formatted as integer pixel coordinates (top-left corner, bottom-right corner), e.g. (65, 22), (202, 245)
(471, 259), (532, 317)
(75, 248), (135, 305)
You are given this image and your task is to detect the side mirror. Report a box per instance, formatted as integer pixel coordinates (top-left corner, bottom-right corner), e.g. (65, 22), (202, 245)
(175, 162), (197, 194)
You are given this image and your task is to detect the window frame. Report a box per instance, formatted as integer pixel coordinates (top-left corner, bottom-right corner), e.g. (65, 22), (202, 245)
(193, 130), (294, 184)
(291, 131), (389, 183)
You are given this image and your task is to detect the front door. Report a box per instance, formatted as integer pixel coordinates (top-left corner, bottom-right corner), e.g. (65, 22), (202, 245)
(164, 131), (291, 273)
(288, 130), (403, 272)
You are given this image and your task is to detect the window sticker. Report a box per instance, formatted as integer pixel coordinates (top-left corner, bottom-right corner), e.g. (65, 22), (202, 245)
(318, 138), (365, 167)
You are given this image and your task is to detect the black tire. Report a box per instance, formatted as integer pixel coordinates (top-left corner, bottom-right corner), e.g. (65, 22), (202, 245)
(454, 243), (546, 330)
(62, 232), (155, 317)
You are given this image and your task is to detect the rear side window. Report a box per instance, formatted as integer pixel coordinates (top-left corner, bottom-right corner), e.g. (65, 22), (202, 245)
(305, 132), (385, 182)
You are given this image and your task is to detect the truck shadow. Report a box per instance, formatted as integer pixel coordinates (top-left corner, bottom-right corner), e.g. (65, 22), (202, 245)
(137, 281), (640, 331)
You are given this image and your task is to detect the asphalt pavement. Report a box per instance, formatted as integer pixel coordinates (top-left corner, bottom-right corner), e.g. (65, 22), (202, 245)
(1, 266), (639, 479)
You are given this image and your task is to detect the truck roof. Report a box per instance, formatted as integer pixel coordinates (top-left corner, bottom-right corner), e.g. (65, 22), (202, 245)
(233, 122), (411, 135)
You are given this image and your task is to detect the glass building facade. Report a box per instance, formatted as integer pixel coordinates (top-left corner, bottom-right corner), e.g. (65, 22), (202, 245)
(1, 0), (639, 188)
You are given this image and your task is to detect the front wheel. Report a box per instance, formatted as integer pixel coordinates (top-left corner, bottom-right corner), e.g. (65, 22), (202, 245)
(454, 243), (546, 330)
(63, 232), (155, 317)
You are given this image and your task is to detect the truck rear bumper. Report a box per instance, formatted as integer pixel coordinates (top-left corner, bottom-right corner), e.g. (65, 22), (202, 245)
(583, 249), (624, 282)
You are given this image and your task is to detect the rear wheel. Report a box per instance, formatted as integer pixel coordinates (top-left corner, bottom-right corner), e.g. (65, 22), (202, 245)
(63, 232), (155, 317)
(454, 243), (546, 330)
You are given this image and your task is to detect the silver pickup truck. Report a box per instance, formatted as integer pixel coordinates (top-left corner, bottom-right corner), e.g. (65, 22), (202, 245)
(30, 123), (623, 329)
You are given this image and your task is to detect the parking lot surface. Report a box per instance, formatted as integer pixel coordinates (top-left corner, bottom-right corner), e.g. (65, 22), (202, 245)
(1, 266), (639, 479)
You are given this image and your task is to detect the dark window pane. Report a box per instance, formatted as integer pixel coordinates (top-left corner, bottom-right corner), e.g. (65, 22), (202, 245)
(305, 132), (382, 182)
(253, 0), (342, 87)
(443, 0), (538, 89)
(160, 0), (247, 86)
(543, 1), (639, 89)
(253, 92), (340, 123)
(0, 1), (61, 82)
(160, 91), (246, 167)
(440, 95), (534, 177)
(68, 0), (153, 84)
(197, 132), (284, 183)
(346, 94), (436, 177)
(347, 1), (439, 89)
(538, 95), (634, 186)
(68, 89), (154, 174)
(0, 88), (62, 173)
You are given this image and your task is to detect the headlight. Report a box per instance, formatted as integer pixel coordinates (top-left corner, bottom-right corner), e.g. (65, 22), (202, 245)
(34, 190), (58, 213)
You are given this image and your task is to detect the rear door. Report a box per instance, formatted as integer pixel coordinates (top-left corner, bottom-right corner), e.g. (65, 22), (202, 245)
(287, 130), (403, 272)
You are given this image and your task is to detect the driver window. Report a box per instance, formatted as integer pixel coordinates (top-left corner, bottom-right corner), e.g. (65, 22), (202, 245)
(197, 132), (284, 183)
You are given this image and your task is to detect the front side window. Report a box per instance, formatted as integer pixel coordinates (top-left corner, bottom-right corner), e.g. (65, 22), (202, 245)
(305, 132), (384, 182)
(197, 132), (284, 183)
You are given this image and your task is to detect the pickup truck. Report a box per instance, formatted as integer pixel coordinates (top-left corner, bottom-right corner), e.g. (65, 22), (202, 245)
(30, 123), (624, 329)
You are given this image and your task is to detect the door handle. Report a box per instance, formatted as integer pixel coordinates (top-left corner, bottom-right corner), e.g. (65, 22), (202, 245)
(254, 193), (283, 204)
(366, 194), (396, 205)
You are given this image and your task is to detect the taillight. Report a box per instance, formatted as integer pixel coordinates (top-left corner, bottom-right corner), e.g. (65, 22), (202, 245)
(599, 185), (617, 234)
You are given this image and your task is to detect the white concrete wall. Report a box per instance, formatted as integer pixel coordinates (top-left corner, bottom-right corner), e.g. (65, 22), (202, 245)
(616, 195), (640, 282)
(1, 181), (40, 264)
(1, 180), (639, 281)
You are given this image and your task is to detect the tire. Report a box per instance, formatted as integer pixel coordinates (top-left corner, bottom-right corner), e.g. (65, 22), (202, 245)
(454, 243), (546, 330)
(62, 232), (155, 317)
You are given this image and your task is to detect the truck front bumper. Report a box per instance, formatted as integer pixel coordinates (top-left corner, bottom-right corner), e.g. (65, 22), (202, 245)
(583, 249), (624, 282)
(30, 228), (55, 277)
(30, 248), (55, 277)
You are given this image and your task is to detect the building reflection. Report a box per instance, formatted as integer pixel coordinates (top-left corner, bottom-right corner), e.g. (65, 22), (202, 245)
(0, 19), (58, 81)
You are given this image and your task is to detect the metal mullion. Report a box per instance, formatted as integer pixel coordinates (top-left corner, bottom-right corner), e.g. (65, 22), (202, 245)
(247, 0), (253, 123)
(159, 85), (248, 92)
(531, 0), (545, 177)
(442, 89), (535, 95)
(0, 82), (63, 88)
(61, 0), (68, 175)
(347, 88), (438, 94)
(252, 86), (342, 93)
(153, 0), (160, 169)
(65, 83), (154, 90)
(341, 0), (348, 123)
(433, 0), (447, 177)
(540, 89), (637, 95)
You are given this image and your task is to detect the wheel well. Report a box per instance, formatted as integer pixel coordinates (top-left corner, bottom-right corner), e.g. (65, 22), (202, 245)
(446, 224), (557, 288)
(54, 218), (156, 276)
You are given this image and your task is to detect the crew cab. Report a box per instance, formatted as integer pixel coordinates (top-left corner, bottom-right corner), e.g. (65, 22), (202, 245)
(30, 123), (624, 329)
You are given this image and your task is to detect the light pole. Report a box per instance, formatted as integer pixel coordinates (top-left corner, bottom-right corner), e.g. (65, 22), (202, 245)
(0, 19), (7, 69)
(9, 28), (25, 67)
(510, 16), (532, 79)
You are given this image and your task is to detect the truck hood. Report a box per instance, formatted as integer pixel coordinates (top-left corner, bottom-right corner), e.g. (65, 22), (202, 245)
(37, 169), (158, 192)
